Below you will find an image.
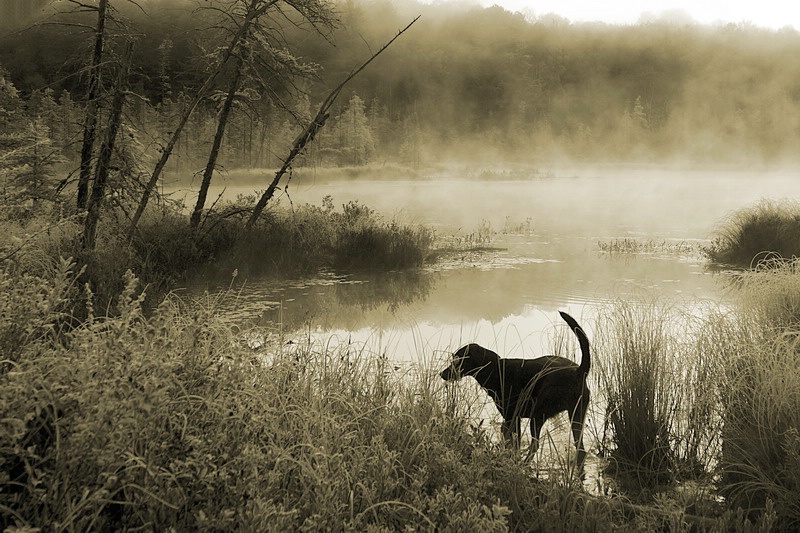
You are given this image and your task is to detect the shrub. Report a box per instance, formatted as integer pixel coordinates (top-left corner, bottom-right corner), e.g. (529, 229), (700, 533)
(705, 200), (800, 267)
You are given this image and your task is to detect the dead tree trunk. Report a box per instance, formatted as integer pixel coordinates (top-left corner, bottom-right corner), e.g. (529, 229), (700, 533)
(129, 0), (270, 237)
(82, 42), (132, 251)
(76, 0), (108, 210)
(189, 54), (245, 230)
(244, 16), (419, 231)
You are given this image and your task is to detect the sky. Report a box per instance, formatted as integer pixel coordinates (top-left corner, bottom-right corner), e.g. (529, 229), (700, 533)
(476, 0), (800, 30)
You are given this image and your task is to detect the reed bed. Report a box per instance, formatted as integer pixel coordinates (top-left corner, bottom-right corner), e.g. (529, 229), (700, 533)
(597, 238), (702, 256)
(713, 259), (800, 530)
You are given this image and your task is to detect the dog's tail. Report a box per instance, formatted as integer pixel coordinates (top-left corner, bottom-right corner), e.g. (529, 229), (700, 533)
(559, 311), (590, 374)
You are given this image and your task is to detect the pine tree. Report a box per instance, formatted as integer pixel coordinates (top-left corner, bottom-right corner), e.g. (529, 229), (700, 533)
(336, 93), (375, 166)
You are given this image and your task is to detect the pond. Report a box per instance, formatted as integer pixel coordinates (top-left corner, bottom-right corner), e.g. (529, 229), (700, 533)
(184, 165), (800, 357)
(181, 165), (800, 481)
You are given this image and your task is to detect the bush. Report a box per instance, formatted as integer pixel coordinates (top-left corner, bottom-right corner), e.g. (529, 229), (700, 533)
(705, 200), (800, 268)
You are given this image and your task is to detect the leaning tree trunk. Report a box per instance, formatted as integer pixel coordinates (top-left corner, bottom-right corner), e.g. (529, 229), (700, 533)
(189, 54), (244, 230)
(127, 0), (268, 238)
(244, 16), (419, 231)
(82, 42), (132, 251)
(76, 0), (109, 209)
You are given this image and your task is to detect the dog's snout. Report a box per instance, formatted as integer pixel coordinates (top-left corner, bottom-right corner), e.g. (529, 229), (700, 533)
(440, 366), (456, 381)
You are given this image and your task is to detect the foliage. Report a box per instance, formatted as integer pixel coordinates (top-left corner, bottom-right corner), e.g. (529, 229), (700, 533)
(6, 2), (800, 167)
(704, 200), (800, 267)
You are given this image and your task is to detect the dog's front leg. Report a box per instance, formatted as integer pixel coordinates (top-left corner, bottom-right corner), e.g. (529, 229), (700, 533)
(501, 417), (521, 449)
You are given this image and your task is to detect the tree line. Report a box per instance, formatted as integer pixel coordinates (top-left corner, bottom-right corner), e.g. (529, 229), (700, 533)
(3, 0), (800, 250)
(1, 0), (422, 254)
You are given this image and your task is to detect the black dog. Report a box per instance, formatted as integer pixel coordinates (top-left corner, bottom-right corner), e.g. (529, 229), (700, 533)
(440, 311), (590, 466)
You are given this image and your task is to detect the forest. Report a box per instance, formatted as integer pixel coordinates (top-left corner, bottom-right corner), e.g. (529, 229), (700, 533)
(3, 0), (800, 184)
(5, 1), (800, 531)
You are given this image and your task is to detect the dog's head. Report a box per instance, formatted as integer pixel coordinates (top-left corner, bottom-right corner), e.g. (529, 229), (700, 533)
(440, 343), (498, 381)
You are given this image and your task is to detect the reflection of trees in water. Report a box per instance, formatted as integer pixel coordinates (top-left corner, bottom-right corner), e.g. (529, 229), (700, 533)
(334, 271), (435, 313)
(259, 271), (435, 331)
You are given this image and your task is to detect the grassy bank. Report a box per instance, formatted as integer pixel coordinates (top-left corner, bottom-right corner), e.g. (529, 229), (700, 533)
(0, 262), (788, 531)
(705, 200), (800, 267)
(0, 196), (435, 314)
(3, 260), (799, 530)
(0, 264), (652, 532)
(4, 197), (800, 530)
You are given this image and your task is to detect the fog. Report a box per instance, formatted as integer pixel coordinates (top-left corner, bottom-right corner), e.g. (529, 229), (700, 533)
(4, 0), (800, 171)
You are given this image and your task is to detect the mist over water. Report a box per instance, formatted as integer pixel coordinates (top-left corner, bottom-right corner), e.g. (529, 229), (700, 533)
(184, 166), (800, 362)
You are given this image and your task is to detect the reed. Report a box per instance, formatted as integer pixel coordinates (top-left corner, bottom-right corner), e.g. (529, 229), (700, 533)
(705, 199), (800, 267)
(714, 260), (800, 530)
(594, 301), (720, 497)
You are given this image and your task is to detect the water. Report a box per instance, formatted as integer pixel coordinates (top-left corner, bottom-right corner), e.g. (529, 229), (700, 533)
(183, 166), (800, 356)
(180, 165), (800, 482)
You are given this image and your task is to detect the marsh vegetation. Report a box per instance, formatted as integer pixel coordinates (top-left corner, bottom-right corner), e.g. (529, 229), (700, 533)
(4, 0), (800, 530)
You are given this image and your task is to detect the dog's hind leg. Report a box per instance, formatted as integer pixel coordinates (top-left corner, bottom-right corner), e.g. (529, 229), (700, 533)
(570, 397), (590, 469)
(525, 416), (546, 461)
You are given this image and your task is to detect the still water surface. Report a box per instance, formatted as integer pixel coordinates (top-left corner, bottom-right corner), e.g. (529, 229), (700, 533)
(186, 166), (800, 358)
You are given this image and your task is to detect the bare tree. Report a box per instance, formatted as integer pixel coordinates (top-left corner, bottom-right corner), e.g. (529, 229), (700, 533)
(128, 0), (280, 237)
(189, 53), (246, 229)
(76, 0), (109, 209)
(82, 41), (133, 250)
(124, 0), (335, 234)
(244, 16), (420, 231)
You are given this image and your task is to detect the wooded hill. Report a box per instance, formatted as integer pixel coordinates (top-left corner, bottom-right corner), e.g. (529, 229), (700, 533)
(3, 0), (800, 171)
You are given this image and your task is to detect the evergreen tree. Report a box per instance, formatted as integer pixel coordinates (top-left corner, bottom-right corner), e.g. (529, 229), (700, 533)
(335, 93), (374, 166)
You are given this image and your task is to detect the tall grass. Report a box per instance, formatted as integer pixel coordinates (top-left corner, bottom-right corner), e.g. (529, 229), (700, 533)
(594, 301), (720, 496)
(2, 264), (645, 532)
(705, 199), (800, 267)
(3, 261), (793, 530)
(0, 196), (435, 315)
(714, 260), (800, 530)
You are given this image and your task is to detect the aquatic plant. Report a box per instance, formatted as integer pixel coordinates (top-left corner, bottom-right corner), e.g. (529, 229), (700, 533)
(594, 301), (720, 496)
(713, 260), (800, 530)
(597, 238), (702, 256)
(705, 199), (800, 267)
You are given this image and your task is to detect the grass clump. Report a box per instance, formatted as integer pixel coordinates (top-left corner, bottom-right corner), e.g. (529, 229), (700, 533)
(705, 199), (800, 267)
(595, 301), (720, 497)
(712, 260), (800, 530)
